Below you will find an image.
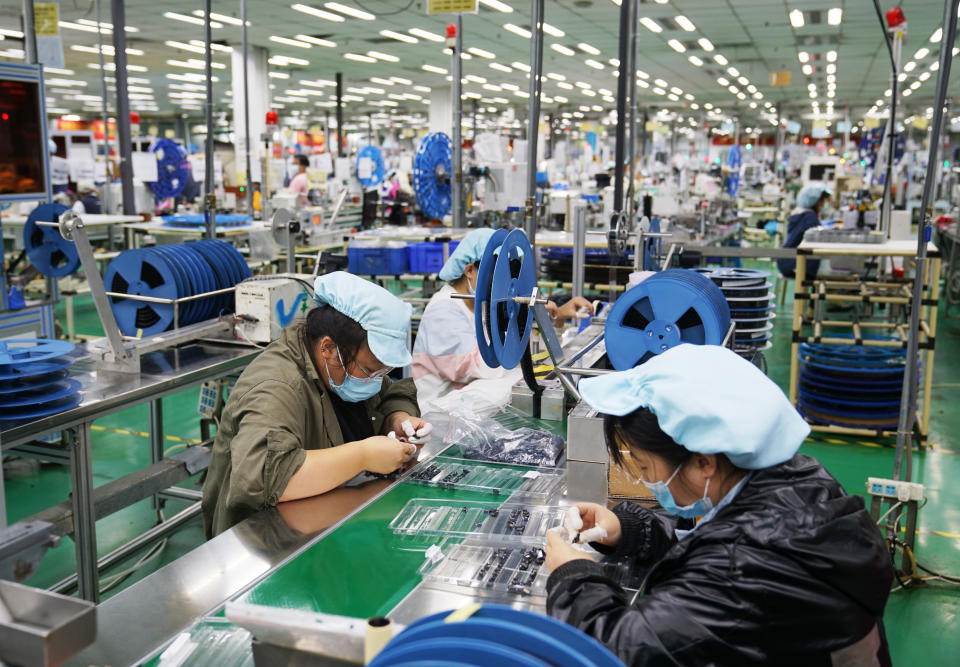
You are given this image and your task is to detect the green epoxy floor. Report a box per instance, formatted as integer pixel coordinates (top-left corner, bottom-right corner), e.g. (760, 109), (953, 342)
(3, 263), (959, 664)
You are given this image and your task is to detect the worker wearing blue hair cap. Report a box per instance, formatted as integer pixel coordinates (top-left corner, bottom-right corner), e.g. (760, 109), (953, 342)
(545, 344), (893, 666)
(202, 272), (429, 537)
(412, 228), (592, 413)
(777, 183), (832, 279)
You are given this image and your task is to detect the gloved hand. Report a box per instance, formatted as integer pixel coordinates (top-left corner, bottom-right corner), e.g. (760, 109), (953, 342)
(546, 297), (595, 323)
(568, 502), (622, 548)
(545, 528), (596, 573)
(360, 435), (417, 474)
(400, 417), (433, 444)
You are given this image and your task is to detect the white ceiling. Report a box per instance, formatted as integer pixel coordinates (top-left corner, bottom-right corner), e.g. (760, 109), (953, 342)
(0, 0), (956, 131)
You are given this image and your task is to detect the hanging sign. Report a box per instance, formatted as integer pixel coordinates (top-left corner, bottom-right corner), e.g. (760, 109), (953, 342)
(427, 0), (478, 14)
(34, 3), (65, 68)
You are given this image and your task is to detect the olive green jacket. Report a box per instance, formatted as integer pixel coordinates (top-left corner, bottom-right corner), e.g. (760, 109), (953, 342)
(201, 320), (420, 537)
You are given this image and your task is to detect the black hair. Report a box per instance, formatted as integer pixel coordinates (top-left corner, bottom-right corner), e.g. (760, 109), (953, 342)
(305, 304), (366, 365)
(604, 407), (692, 468)
(296, 155), (309, 168)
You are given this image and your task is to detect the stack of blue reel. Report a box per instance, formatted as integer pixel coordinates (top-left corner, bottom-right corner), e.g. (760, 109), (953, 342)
(162, 214), (252, 228)
(103, 240), (251, 336)
(368, 605), (622, 667)
(797, 339), (908, 430)
(0, 339), (81, 426)
(604, 269), (731, 370)
(695, 267), (775, 356)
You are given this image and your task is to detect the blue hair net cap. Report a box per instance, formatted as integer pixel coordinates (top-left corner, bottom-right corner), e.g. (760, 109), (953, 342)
(313, 272), (413, 368)
(578, 345), (810, 469)
(797, 184), (832, 209)
(438, 228), (496, 281)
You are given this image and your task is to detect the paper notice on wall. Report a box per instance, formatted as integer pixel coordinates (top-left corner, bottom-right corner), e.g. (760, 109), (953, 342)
(316, 152), (333, 173)
(132, 151), (159, 182)
(399, 154), (413, 173)
(68, 158), (96, 182)
(34, 3), (65, 69)
(335, 157), (351, 182)
(94, 160), (108, 182)
(357, 157), (373, 180)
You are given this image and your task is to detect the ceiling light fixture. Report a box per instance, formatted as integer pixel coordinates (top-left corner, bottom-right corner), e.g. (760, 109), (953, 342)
(674, 15), (696, 32)
(489, 63), (512, 72)
(639, 17), (663, 33)
(163, 11), (222, 28)
(422, 64), (447, 74)
(380, 29), (417, 44)
(479, 0), (513, 12)
(468, 47), (496, 58)
(789, 9), (804, 28)
(698, 38), (714, 52)
(270, 35), (312, 48)
(550, 44), (575, 56)
(291, 4), (344, 21)
(826, 50), (837, 62)
(688, 55), (703, 66)
(324, 2), (375, 20)
(345, 53), (377, 63)
(827, 8), (842, 26)
(409, 28), (444, 42)
(503, 23), (531, 39)
(667, 39), (686, 53)
(542, 23), (565, 37)
(585, 59), (604, 69)
(578, 42), (600, 55)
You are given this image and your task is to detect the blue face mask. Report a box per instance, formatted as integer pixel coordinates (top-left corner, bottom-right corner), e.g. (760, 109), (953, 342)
(467, 274), (476, 295)
(642, 463), (713, 519)
(324, 348), (383, 403)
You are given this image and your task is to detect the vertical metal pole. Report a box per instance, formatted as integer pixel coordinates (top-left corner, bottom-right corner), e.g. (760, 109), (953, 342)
(203, 0), (215, 239)
(881, 30), (902, 238)
(21, 0), (37, 64)
(110, 0), (135, 215)
(774, 102), (783, 180)
(625, 0), (638, 218)
(70, 425), (99, 602)
(336, 73), (345, 157)
(0, 432), (7, 529)
(893, 0), (958, 480)
(572, 206), (586, 299)
(149, 398), (164, 509)
(612, 0), (631, 215)
(241, 0), (253, 214)
(452, 16), (463, 227)
(95, 0), (112, 214)
(472, 99), (478, 144)
(524, 0), (545, 245)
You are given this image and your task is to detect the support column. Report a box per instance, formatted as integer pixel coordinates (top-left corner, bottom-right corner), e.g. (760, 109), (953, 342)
(336, 73), (345, 157)
(451, 16), (463, 226)
(21, 0), (37, 64)
(232, 45), (269, 203)
(110, 0), (135, 215)
(70, 425), (99, 602)
(524, 0), (545, 245)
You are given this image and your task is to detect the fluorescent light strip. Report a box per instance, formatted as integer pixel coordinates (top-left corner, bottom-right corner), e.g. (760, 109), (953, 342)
(191, 10), (248, 26)
(504, 23), (531, 39)
(698, 38), (714, 52)
(827, 8), (842, 26)
(578, 42), (600, 55)
(469, 47), (495, 59)
(324, 2), (375, 20)
(409, 28), (444, 42)
(688, 55), (703, 66)
(190, 40), (233, 53)
(291, 4), (344, 21)
(489, 62), (512, 72)
(422, 64), (447, 74)
(551, 44), (575, 56)
(269, 55), (310, 66)
(667, 39), (685, 53)
(271, 35), (312, 48)
(367, 50), (398, 62)
(542, 23), (564, 38)
(674, 15), (696, 32)
(639, 17), (662, 33)
(789, 9), (804, 28)
(295, 34), (336, 47)
(163, 12), (223, 28)
(585, 59), (604, 70)
(380, 29), (417, 44)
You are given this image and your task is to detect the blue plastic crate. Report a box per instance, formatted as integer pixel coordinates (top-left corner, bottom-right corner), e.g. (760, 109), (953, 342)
(408, 241), (448, 273)
(348, 246), (409, 275)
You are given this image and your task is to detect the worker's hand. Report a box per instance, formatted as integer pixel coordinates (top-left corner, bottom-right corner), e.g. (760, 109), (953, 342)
(545, 528), (596, 573)
(360, 436), (417, 474)
(384, 412), (433, 445)
(572, 502), (622, 548)
(550, 297), (595, 323)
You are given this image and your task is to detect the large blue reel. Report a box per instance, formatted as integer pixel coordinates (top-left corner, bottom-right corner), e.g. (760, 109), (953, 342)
(149, 138), (191, 200)
(370, 605), (622, 667)
(413, 132), (453, 220)
(474, 228), (510, 368)
(604, 269), (731, 370)
(356, 145), (386, 188)
(858, 126), (906, 172)
(23, 203), (80, 277)
(489, 230), (536, 370)
(725, 144), (741, 197)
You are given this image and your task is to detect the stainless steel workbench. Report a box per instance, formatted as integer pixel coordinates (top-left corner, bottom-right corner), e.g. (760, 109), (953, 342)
(1, 341), (260, 603)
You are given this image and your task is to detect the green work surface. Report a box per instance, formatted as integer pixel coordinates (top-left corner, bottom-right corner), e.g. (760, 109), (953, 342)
(237, 481), (512, 618)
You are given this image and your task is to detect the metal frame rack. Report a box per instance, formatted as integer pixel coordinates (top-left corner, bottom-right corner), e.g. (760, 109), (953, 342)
(788, 240), (941, 444)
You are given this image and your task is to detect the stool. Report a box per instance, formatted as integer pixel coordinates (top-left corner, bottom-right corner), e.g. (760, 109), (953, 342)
(776, 273), (791, 306)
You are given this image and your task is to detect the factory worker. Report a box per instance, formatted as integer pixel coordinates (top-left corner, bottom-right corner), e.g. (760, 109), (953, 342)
(286, 154), (310, 204)
(777, 183), (832, 279)
(202, 272), (429, 537)
(545, 345), (893, 666)
(412, 228), (592, 414)
(72, 181), (102, 215)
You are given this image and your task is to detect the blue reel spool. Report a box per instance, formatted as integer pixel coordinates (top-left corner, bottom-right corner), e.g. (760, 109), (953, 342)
(858, 126), (906, 172)
(356, 145), (386, 188)
(474, 228), (510, 368)
(23, 203), (80, 277)
(149, 138), (191, 200)
(489, 230), (536, 370)
(371, 605), (622, 667)
(413, 132), (453, 220)
(604, 269), (731, 370)
(725, 144), (741, 197)
(0, 339), (74, 365)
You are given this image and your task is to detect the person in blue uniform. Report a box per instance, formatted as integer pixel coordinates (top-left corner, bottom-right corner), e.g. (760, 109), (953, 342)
(777, 183), (832, 278)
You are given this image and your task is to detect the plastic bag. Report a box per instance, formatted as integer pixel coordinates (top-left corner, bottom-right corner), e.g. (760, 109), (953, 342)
(443, 410), (565, 467)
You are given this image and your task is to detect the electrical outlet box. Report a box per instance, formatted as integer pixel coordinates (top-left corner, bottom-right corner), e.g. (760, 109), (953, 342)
(866, 477), (924, 502)
(235, 279), (308, 343)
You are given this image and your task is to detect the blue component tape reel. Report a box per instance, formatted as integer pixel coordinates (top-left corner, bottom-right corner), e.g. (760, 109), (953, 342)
(413, 132), (453, 220)
(0, 339), (81, 427)
(474, 228), (510, 368)
(104, 241), (249, 335)
(489, 230), (537, 371)
(0, 339), (75, 365)
(725, 144), (741, 197)
(23, 203), (80, 277)
(356, 145), (386, 188)
(148, 138), (192, 200)
(604, 269), (731, 370)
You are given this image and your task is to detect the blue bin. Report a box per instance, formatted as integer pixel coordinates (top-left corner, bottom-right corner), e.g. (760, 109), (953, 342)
(408, 242), (448, 273)
(348, 246), (409, 275)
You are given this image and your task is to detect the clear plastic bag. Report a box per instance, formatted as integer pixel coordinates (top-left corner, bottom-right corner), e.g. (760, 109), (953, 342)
(443, 410), (565, 467)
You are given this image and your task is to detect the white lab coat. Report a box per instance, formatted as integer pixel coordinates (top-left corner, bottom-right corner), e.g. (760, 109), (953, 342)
(413, 284), (521, 415)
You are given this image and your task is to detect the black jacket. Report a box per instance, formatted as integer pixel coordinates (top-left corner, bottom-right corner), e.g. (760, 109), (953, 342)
(547, 454), (893, 666)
